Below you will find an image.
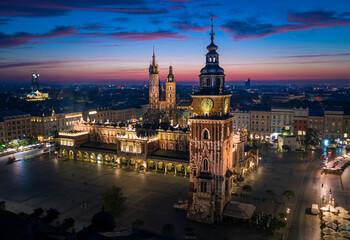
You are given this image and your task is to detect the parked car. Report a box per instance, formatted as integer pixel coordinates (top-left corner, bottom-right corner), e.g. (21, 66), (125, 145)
(7, 156), (16, 164)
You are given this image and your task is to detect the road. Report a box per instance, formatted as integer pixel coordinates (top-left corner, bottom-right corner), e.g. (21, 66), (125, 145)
(288, 147), (350, 240)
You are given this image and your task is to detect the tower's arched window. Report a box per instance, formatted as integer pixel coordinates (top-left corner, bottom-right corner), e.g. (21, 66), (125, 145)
(213, 57), (216, 62)
(206, 78), (211, 87)
(209, 57), (212, 62)
(169, 86), (172, 91)
(202, 129), (209, 140)
(169, 94), (172, 98)
(203, 159), (208, 171)
(216, 78), (221, 87)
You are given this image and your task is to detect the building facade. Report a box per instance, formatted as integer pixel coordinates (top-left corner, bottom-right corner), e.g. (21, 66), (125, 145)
(31, 111), (82, 140)
(231, 108), (250, 132)
(324, 107), (344, 141)
(293, 107), (309, 139)
(250, 107), (271, 141)
(0, 111), (32, 142)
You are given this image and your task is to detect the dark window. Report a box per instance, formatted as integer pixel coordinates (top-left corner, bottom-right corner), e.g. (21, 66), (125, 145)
(203, 129), (209, 140)
(200, 182), (207, 192)
(203, 159), (208, 171)
(206, 78), (211, 86)
(216, 78), (220, 87)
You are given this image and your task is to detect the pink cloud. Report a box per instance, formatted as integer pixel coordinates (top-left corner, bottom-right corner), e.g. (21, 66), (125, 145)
(222, 11), (350, 41)
(168, 6), (185, 10)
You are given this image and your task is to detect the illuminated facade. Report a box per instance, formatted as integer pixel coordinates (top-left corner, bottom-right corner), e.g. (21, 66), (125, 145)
(31, 110), (82, 140)
(58, 120), (191, 175)
(0, 110), (32, 142)
(145, 49), (179, 125)
(187, 22), (236, 224)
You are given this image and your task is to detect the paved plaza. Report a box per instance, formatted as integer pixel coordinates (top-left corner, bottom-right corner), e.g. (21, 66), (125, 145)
(0, 149), (264, 240)
(3, 146), (348, 239)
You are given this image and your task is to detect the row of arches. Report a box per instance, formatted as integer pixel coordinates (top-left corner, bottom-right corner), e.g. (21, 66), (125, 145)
(60, 149), (190, 176)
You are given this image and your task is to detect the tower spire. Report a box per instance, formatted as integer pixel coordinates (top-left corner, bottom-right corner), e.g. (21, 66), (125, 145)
(152, 46), (156, 66)
(210, 17), (215, 43)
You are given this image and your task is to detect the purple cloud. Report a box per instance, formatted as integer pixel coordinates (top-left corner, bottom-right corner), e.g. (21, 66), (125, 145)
(107, 31), (185, 41)
(221, 11), (350, 40)
(0, 26), (78, 48)
(276, 53), (350, 58)
(0, 0), (167, 17)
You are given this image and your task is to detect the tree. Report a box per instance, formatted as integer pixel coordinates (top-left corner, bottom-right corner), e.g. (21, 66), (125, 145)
(265, 189), (275, 196)
(304, 128), (319, 149)
(282, 190), (295, 199)
(242, 185), (253, 194)
(101, 186), (126, 219)
(278, 212), (287, 219)
(19, 139), (29, 147)
(162, 223), (175, 237)
(132, 219), (144, 229)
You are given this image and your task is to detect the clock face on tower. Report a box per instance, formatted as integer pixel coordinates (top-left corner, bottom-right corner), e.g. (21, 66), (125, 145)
(224, 98), (229, 112)
(201, 98), (214, 111)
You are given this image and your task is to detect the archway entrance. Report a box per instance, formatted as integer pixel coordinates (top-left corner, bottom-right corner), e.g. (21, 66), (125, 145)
(104, 155), (111, 165)
(97, 154), (103, 164)
(84, 152), (89, 162)
(62, 149), (68, 159)
(69, 150), (74, 160)
(90, 153), (96, 163)
(76, 151), (82, 161)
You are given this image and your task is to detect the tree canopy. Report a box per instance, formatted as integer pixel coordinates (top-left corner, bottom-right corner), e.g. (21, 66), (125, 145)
(101, 186), (126, 219)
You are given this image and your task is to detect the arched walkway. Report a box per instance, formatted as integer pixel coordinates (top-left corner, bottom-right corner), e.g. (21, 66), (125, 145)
(97, 154), (103, 164)
(104, 155), (111, 165)
(62, 149), (68, 159)
(167, 163), (174, 173)
(90, 153), (96, 163)
(76, 151), (82, 161)
(186, 166), (190, 177)
(148, 160), (155, 170)
(83, 152), (89, 162)
(121, 157), (127, 166)
(129, 158), (135, 169)
(158, 162), (164, 171)
(69, 150), (74, 160)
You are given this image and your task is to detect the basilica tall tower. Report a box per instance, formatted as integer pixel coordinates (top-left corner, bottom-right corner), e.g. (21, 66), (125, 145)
(149, 47), (160, 110)
(187, 21), (235, 224)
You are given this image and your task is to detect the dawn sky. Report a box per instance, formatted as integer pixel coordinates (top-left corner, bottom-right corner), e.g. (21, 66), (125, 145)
(1, 0), (350, 83)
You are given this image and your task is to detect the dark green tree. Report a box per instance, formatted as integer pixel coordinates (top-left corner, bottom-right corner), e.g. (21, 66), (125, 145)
(282, 190), (295, 199)
(304, 128), (319, 149)
(279, 212), (287, 219)
(162, 223), (175, 237)
(19, 139), (29, 147)
(265, 189), (275, 196)
(101, 186), (126, 219)
(242, 185), (253, 194)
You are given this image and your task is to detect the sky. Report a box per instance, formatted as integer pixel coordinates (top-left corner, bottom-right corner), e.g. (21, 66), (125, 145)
(0, 0), (350, 84)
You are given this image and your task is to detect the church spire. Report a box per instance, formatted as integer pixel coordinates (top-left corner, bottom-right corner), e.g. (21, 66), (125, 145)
(149, 46), (159, 74)
(210, 17), (215, 43)
(152, 46), (156, 66)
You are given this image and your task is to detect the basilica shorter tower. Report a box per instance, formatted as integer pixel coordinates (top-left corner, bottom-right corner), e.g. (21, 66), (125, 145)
(187, 22), (235, 224)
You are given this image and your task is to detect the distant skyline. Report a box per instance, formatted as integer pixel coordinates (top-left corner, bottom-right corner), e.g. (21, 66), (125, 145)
(1, 0), (350, 83)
